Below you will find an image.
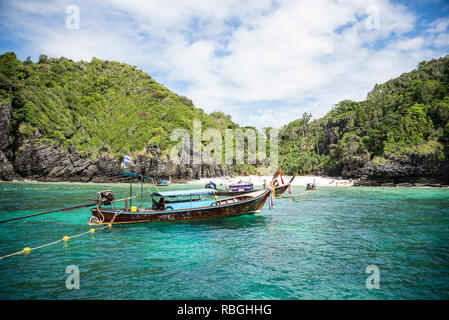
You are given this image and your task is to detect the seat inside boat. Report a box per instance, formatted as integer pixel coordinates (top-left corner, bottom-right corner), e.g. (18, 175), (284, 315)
(151, 188), (219, 211)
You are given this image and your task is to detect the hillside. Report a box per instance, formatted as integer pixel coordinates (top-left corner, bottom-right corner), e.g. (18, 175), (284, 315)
(2, 52), (449, 185)
(279, 54), (449, 186)
(0, 52), (238, 181)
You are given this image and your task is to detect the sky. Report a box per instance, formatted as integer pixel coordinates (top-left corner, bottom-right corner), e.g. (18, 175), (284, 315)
(0, 0), (448, 128)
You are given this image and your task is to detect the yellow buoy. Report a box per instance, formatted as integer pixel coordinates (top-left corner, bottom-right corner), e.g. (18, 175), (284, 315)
(130, 206), (137, 212)
(62, 236), (69, 241)
(23, 247), (31, 253)
(90, 228), (95, 233)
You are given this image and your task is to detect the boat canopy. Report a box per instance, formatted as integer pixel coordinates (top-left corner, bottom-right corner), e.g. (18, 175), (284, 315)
(229, 183), (253, 188)
(229, 182), (254, 191)
(152, 189), (217, 197)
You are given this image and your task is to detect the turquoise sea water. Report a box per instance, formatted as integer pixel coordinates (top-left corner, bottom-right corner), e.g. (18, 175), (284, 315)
(0, 181), (448, 299)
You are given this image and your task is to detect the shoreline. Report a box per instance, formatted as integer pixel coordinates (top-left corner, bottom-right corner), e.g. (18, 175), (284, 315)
(187, 175), (354, 187)
(1, 176), (447, 188)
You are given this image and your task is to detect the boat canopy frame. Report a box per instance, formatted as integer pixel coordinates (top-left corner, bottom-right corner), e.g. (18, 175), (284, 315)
(152, 189), (217, 198)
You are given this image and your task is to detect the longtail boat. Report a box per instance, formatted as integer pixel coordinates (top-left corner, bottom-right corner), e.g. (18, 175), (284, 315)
(306, 183), (317, 191)
(214, 175), (295, 197)
(273, 175), (295, 194)
(155, 179), (170, 186)
(88, 172), (272, 225)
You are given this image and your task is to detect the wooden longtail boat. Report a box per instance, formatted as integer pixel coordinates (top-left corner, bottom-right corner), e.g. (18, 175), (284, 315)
(214, 175), (295, 197)
(155, 179), (170, 186)
(89, 189), (271, 225)
(306, 183), (317, 191)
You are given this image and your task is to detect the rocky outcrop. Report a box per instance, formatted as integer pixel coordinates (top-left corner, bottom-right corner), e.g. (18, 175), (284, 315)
(0, 151), (14, 180)
(5, 139), (232, 182)
(0, 103), (15, 181)
(0, 101), (232, 182)
(317, 112), (449, 187)
(0, 103), (12, 150)
(338, 154), (449, 187)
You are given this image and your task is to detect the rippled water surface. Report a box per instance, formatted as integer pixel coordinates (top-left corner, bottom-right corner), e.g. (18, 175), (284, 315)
(0, 182), (448, 299)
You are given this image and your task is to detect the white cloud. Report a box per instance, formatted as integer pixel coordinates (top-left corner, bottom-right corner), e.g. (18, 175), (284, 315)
(433, 33), (449, 47)
(428, 17), (449, 33)
(1, 0), (448, 128)
(390, 37), (423, 51)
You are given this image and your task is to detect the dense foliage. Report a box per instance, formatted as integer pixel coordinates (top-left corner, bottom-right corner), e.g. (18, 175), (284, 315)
(2, 52), (448, 177)
(0, 52), (238, 162)
(279, 55), (449, 175)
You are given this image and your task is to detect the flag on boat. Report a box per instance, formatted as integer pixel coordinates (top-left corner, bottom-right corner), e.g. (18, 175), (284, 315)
(121, 155), (132, 168)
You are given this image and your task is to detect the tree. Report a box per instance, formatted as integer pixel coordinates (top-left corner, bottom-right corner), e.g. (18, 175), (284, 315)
(38, 54), (48, 64)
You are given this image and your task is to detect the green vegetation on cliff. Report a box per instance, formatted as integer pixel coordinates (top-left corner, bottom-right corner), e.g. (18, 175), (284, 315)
(0, 52), (238, 161)
(2, 51), (448, 178)
(279, 55), (449, 174)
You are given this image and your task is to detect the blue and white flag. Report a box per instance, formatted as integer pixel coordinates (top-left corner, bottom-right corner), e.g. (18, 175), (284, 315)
(122, 155), (132, 168)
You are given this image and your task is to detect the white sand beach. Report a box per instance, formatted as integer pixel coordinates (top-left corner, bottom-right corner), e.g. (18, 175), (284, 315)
(188, 175), (355, 187)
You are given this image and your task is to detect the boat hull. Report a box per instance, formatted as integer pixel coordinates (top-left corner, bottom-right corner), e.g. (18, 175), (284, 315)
(215, 189), (261, 196)
(215, 183), (291, 197)
(89, 189), (271, 225)
(274, 184), (289, 195)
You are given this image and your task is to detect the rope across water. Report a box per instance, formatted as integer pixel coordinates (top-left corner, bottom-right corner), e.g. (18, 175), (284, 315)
(0, 210), (122, 261)
(0, 188), (313, 260)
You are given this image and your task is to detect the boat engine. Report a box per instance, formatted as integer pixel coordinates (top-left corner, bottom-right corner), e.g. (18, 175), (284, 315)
(97, 190), (115, 205)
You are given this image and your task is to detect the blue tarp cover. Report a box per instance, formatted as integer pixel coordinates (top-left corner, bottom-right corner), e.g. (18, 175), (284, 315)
(152, 189), (217, 197)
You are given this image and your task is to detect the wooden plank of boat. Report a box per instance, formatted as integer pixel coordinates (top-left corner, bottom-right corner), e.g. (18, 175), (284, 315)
(274, 175), (295, 195)
(89, 189), (271, 225)
(214, 189), (262, 196)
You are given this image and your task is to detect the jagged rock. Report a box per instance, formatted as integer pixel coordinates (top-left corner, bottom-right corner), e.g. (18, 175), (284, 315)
(342, 154), (449, 187)
(0, 151), (14, 180)
(2, 134), (232, 182)
(147, 143), (161, 157)
(0, 103), (12, 151)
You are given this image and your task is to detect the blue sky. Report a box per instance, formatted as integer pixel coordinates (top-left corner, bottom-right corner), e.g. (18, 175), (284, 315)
(0, 0), (448, 128)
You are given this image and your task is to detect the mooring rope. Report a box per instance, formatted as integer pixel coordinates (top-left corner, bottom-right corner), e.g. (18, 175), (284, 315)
(0, 211), (123, 261)
(144, 179), (155, 197)
(150, 178), (161, 193)
(0, 202), (97, 224)
(0, 188), (313, 260)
